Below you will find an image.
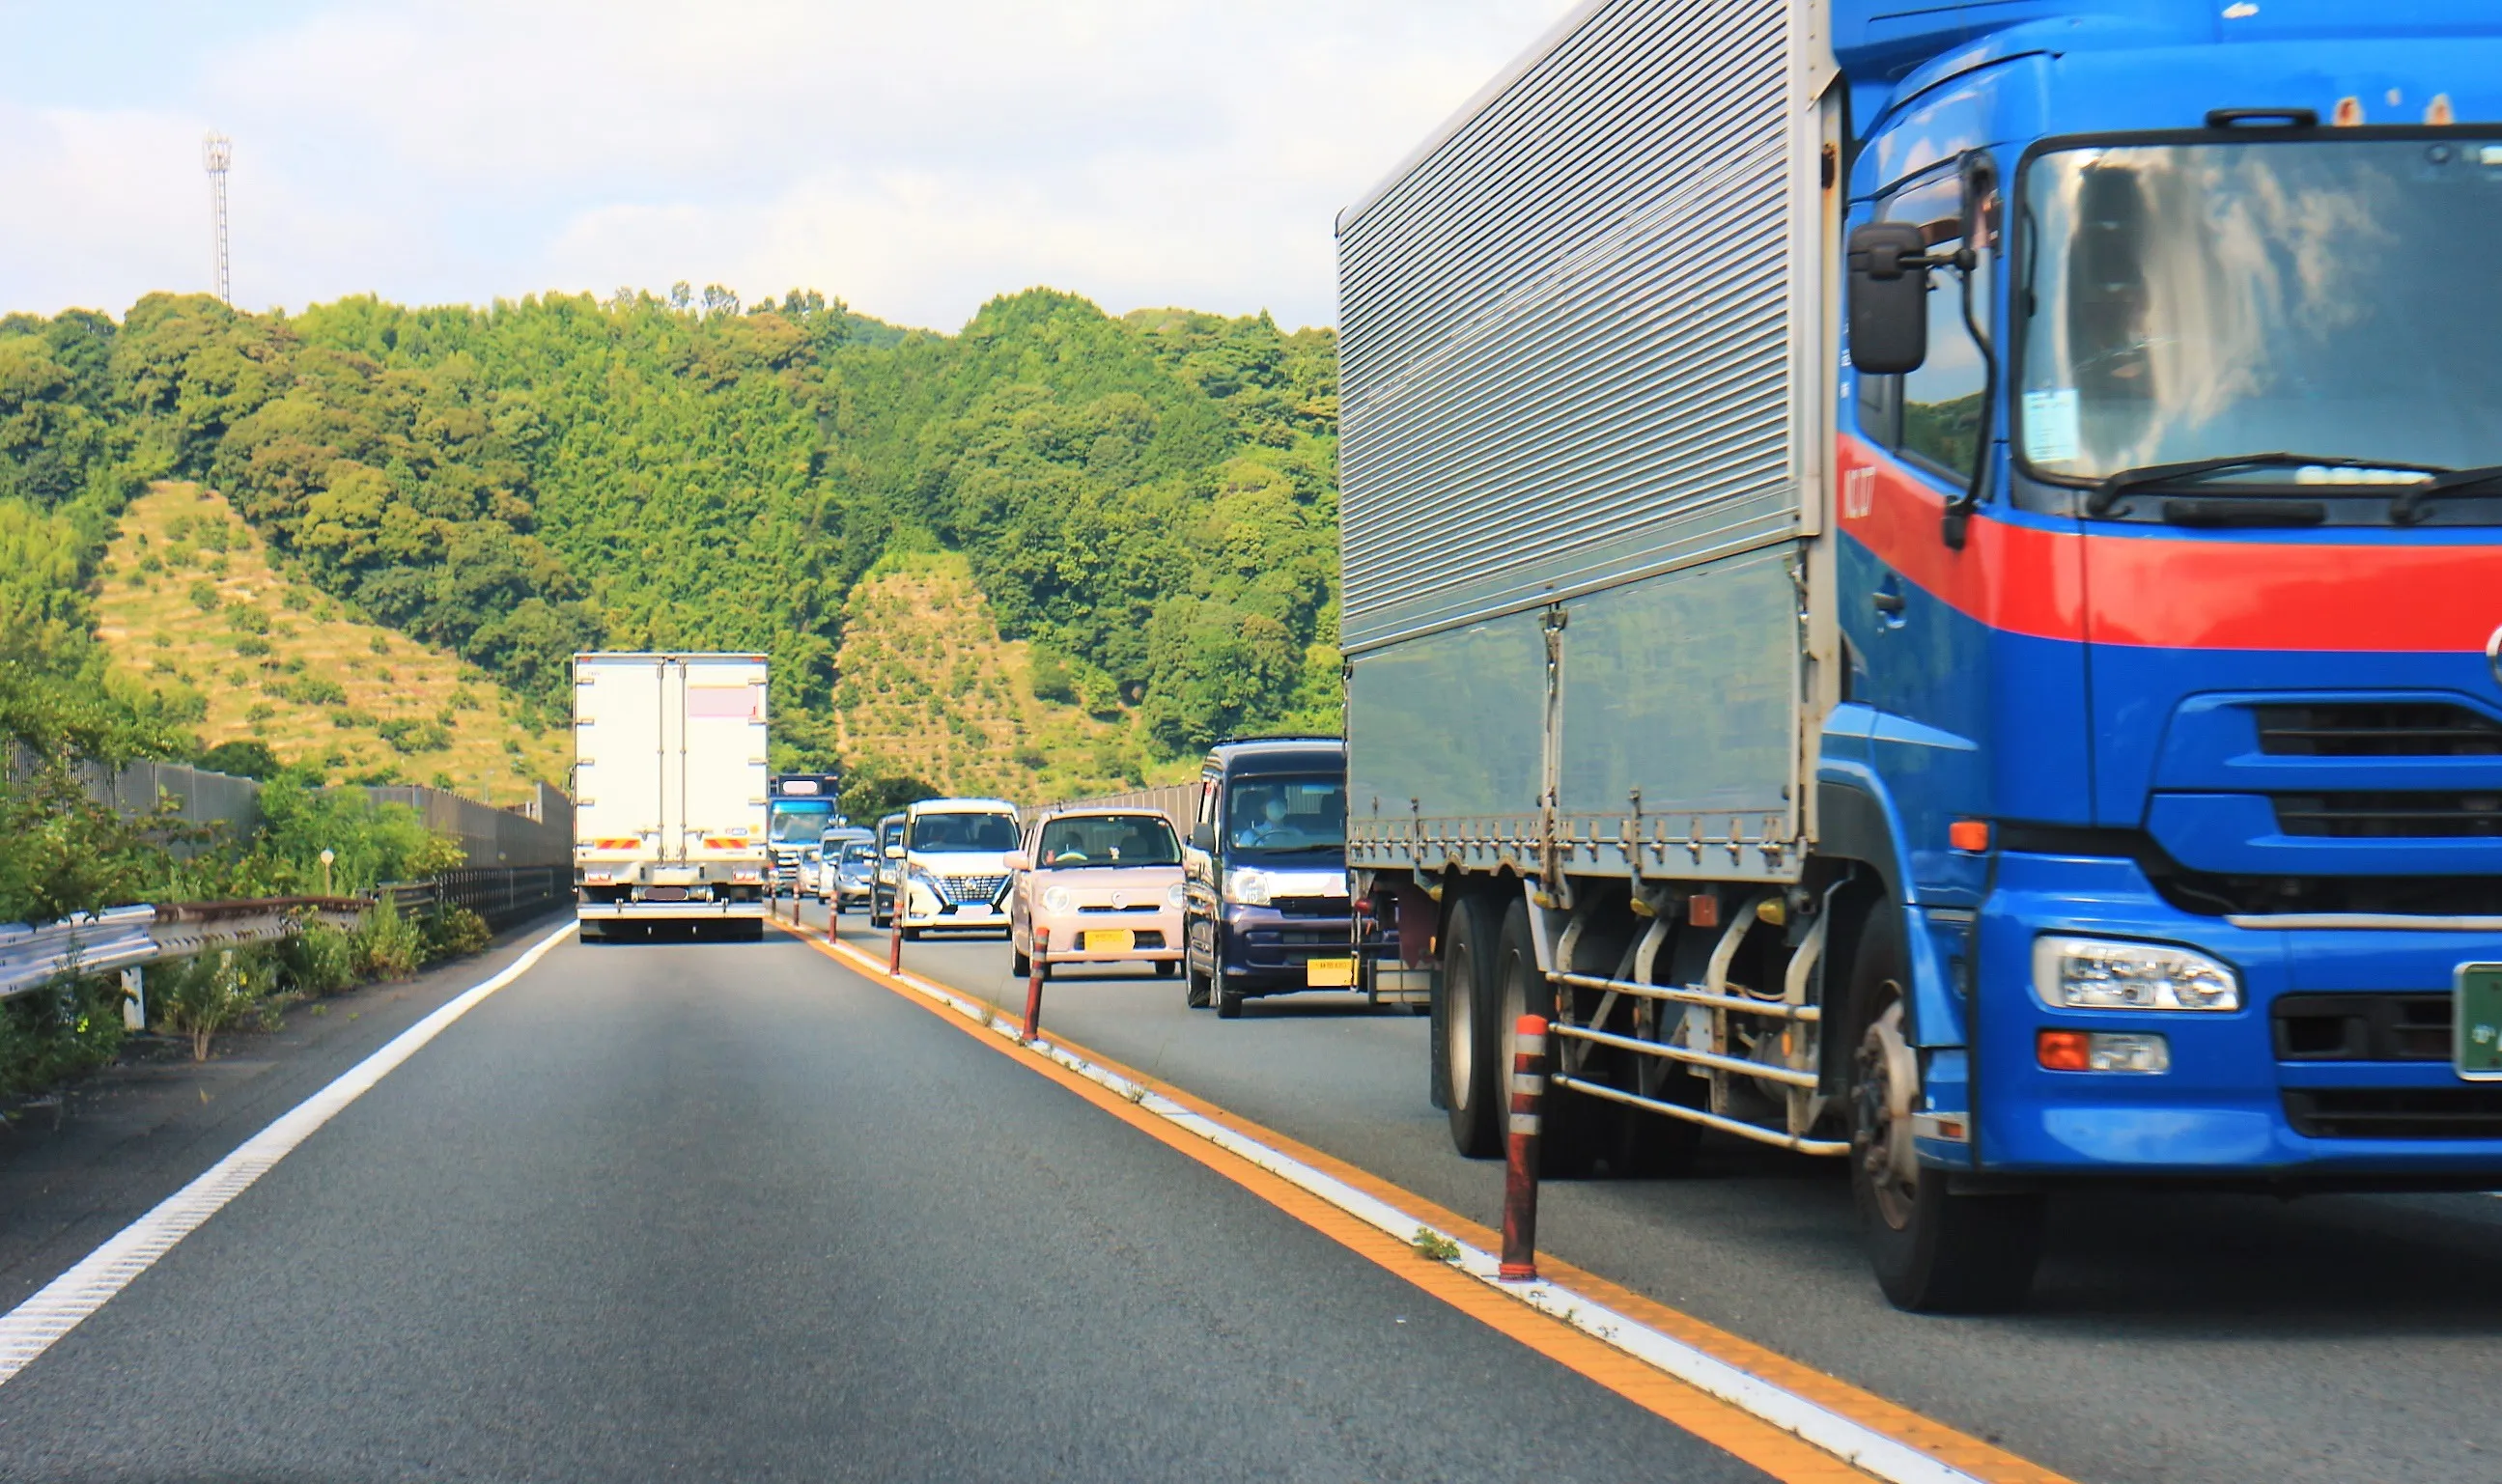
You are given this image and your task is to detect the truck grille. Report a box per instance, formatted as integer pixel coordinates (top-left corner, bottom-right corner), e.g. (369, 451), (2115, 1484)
(2272, 993), (2452, 1061)
(2256, 703), (2502, 757)
(942, 875), (1008, 905)
(2283, 1087), (2502, 1139)
(2273, 793), (2502, 838)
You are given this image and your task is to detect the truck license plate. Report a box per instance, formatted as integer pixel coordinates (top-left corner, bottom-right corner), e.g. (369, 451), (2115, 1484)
(1306, 958), (1357, 989)
(1082, 929), (1134, 953)
(2458, 964), (2502, 1080)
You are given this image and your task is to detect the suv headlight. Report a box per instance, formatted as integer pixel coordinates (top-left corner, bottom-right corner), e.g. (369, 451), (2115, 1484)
(2033, 936), (2241, 1012)
(1224, 868), (1272, 907)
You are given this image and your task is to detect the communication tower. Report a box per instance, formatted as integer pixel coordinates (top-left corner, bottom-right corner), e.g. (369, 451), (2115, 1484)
(203, 133), (233, 304)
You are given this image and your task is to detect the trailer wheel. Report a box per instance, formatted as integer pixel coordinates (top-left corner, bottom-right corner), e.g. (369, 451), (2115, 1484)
(1846, 901), (2043, 1313)
(1440, 891), (1505, 1158)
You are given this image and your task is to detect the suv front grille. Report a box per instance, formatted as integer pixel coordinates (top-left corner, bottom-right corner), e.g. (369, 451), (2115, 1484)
(2284, 1087), (2502, 1139)
(942, 874), (1008, 905)
(2273, 793), (2502, 838)
(2272, 993), (2452, 1061)
(2256, 703), (2502, 757)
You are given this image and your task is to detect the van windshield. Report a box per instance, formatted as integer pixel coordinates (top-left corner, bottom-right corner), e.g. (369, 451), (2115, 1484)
(1035, 816), (1181, 868)
(1225, 776), (1346, 857)
(910, 812), (1020, 853)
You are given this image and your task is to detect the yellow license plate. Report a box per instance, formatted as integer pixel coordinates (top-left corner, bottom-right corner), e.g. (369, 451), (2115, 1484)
(1082, 929), (1136, 953)
(1306, 958), (1357, 988)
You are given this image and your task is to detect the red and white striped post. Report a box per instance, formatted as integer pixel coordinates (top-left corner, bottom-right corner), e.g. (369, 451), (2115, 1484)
(1499, 1013), (1548, 1282)
(887, 916), (903, 975)
(1022, 927), (1050, 1043)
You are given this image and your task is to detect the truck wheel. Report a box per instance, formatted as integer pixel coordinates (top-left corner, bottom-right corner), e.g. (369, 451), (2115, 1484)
(1847, 901), (2044, 1313)
(1440, 891), (1505, 1158)
(1492, 902), (1606, 1177)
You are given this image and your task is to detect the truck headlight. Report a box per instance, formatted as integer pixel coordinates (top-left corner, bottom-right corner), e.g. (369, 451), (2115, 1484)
(1041, 885), (1075, 914)
(2032, 936), (2240, 1012)
(1223, 868), (1272, 907)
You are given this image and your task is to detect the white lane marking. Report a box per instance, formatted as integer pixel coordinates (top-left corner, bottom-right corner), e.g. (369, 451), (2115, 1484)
(0, 919), (577, 1387)
(821, 934), (1982, 1484)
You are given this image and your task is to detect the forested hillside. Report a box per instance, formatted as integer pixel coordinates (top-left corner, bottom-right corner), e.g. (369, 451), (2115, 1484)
(0, 285), (1340, 799)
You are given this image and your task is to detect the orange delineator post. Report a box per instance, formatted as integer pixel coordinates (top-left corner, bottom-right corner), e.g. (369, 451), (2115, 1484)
(1499, 1013), (1548, 1282)
(1022, 927), (1050, 1043)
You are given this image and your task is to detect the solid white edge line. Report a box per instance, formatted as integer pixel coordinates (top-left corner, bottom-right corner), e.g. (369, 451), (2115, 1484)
(819, 935), (1982, 1484)
(0, 918), (578, 1386)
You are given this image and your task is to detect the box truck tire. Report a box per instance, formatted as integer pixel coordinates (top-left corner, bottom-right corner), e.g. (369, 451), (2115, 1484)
(1847, 904), (2043, 1313)
(1439, 892), (1506, 1159)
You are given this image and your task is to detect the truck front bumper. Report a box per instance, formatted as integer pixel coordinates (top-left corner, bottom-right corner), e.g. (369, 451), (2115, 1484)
(1950, 852), (2502, 1182)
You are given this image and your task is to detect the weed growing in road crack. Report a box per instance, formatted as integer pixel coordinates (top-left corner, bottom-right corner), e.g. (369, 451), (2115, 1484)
(1121, 1081), (1150, 1105)
(1411, 1227), (1461, 1264)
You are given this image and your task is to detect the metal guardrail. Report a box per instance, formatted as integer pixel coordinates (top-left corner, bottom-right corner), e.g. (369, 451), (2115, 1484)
(373, 865), (567, 930)
(1, 867), (571, 1003)
(0, 898), (368, 1002)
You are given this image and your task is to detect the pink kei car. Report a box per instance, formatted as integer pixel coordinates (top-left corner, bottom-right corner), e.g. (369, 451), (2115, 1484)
(1005, 808), (1187, 980)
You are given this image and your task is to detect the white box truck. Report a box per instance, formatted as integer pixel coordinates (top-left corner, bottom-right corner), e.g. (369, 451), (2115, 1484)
(572, 652), (772, 941)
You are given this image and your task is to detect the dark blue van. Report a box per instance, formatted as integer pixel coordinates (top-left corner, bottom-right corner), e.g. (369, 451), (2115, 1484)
(1181, 737), (1351, 1019)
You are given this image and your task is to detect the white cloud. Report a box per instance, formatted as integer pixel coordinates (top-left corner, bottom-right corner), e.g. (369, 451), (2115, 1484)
(0, 0), (1579, 329)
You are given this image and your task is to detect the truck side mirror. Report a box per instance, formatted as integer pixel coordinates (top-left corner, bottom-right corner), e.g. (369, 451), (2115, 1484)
(1847, 221), (1931, 376)
(1190, 823), (1215, 853)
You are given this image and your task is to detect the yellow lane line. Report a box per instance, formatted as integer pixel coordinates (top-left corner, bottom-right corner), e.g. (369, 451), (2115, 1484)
(777, 919), (2077, 1484)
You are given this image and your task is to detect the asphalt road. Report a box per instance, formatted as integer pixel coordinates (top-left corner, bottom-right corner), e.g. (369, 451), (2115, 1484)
(838, 903), (2502, 1484)
(0, 921), (1769, 1484)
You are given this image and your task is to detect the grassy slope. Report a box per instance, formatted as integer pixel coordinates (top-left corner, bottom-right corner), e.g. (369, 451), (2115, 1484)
(92, 484), (569, 805)
(830, 551), (1195, 804)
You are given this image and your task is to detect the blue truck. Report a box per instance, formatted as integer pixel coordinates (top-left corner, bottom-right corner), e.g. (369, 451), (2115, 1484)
(765, 773), (843, 897)
(1337, 0), (2502, 1310)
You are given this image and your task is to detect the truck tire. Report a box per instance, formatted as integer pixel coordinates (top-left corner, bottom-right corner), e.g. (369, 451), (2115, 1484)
(1492, 901), (1605, 1178)
(1846, 900), (2044, 1313)
(1440, 891), (1505, 1158)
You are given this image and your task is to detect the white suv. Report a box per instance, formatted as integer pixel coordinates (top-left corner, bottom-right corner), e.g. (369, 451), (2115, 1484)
(896, 798), (1022, 938)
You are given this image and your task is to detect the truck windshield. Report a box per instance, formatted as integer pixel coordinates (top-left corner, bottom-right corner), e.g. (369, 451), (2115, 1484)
(910, 812), (1020, 853)
(1034, 816), (1180, 868)
(769, 805), (834, 843)
(2018, 137), (2502, 483)
(1226, 776), (1346, 856)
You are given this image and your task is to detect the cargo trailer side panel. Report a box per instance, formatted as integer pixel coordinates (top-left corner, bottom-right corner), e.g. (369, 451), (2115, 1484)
(574, 656), (668, 852)
(1336, 0), (1806, 653)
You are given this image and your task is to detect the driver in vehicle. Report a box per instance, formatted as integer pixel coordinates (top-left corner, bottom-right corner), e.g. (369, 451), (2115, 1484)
(1234, 791), (1292, 848)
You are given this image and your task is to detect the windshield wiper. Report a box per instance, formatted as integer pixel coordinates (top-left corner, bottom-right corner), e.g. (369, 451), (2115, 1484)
(2390, 464), (2502, 525)
(2086, 453), (2448, 517)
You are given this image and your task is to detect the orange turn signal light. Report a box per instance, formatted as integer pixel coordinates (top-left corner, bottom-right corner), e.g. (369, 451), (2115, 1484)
(2038, 1029), (2092, 1072)
(1949, 819), (1992, 853)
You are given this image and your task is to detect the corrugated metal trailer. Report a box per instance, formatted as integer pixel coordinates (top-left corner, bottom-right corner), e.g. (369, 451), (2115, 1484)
(1337, 0), (1841, 890)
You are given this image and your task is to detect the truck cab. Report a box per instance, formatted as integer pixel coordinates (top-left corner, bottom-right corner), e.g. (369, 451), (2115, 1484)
(1180, 738), (1354, 1019)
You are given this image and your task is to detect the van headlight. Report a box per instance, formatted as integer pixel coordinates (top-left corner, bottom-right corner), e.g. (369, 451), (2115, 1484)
(1167, 882), (1189, 909)
(1224, 868), (1273, 907)
(2032, 936), (2240, 1012)
(1041, 885), (1075, 914)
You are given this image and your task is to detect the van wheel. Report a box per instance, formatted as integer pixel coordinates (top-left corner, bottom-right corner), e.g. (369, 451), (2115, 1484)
(1439, 891), (1505, 1158)
(1848, 901), (2044, 1313)
(1216, 981), (1246, 1018)
(1012, 942), (1030, 978)
(1153, 961), (1177, 979)
(1186, 960), (1213, 1009)
(902, 927), (922, 942)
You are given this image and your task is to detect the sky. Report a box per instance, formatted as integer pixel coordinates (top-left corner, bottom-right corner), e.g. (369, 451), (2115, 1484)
(0, 0), (1580, 333)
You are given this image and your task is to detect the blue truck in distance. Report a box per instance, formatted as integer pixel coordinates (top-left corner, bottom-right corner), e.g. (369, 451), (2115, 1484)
(1337, 0), (2502, 1310)
(766, 773), (843, 896)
